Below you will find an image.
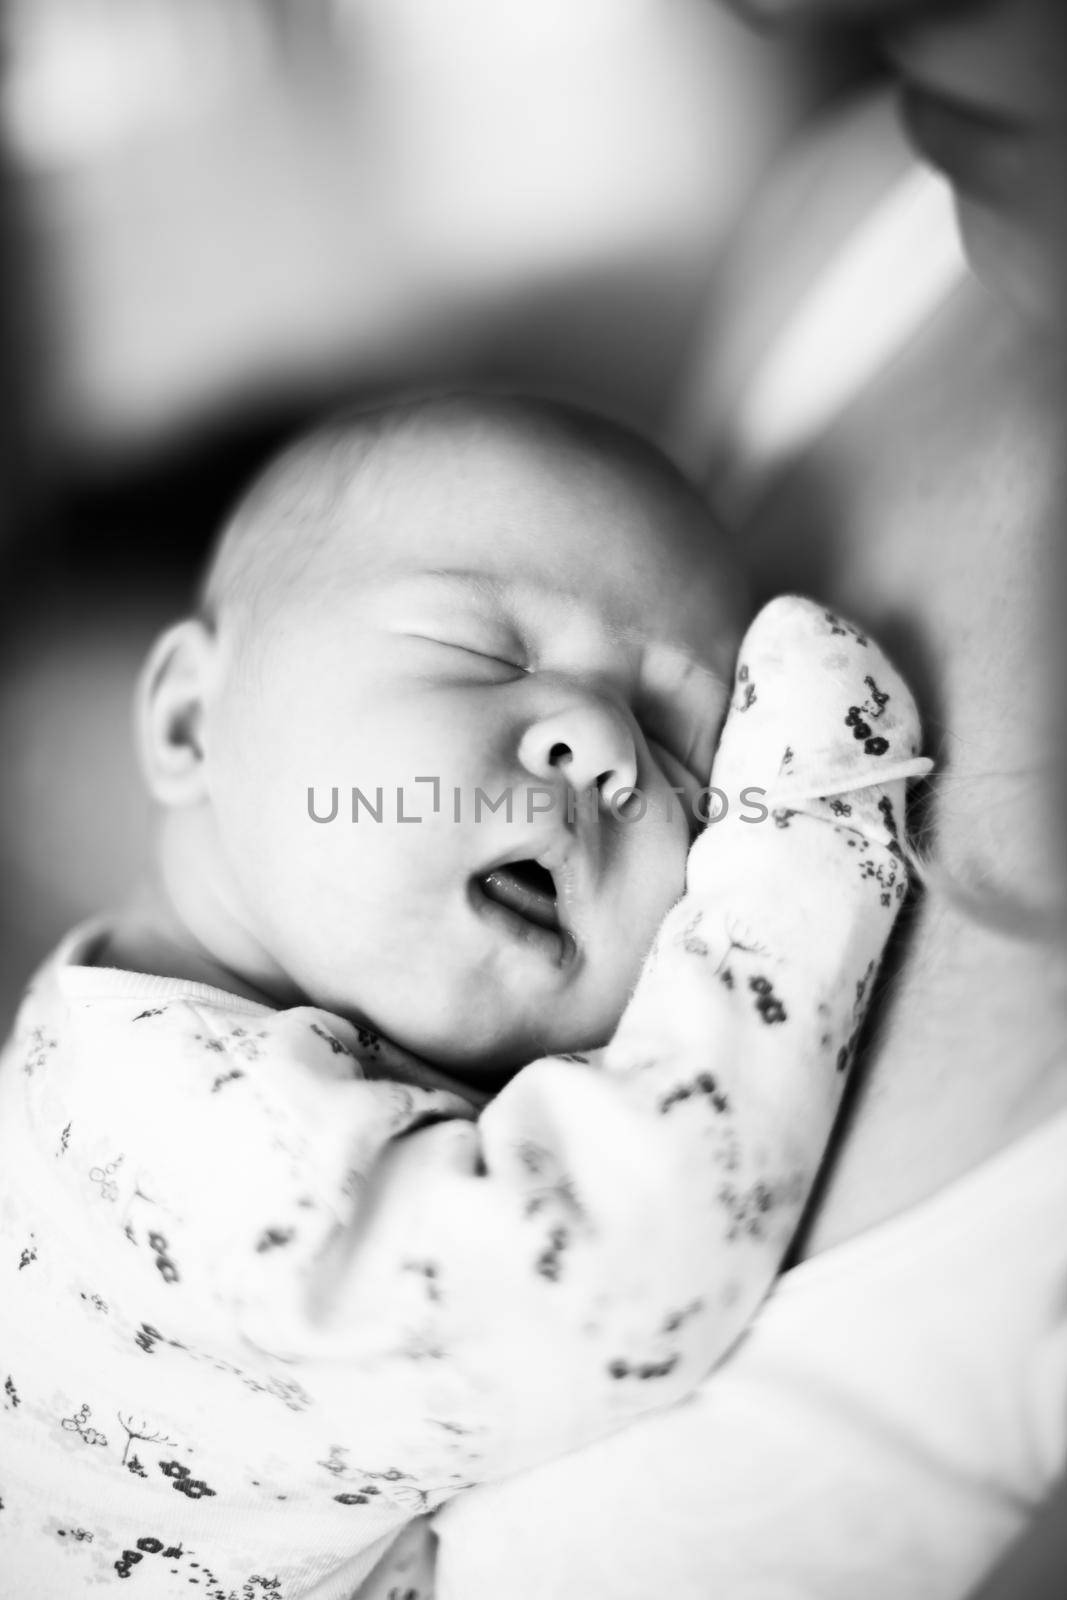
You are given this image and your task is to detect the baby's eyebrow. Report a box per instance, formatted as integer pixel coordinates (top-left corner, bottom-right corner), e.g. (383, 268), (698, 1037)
(380, 568), (596, 641)
(376, 569), (514, 612)
(395, 567), (502, 592)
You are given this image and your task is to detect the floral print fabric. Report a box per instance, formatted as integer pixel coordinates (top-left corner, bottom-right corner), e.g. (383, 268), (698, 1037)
(0, 597), (928, 1598)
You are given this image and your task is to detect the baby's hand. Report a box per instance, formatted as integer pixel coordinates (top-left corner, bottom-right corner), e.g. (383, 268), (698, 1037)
(689, 594), (930, 892)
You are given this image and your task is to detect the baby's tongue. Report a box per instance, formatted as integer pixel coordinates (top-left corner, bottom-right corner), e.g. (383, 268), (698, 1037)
(480, 861), (559, 930)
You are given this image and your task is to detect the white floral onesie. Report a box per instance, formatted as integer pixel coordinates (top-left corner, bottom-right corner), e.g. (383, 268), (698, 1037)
(0, 597), (930, 1600)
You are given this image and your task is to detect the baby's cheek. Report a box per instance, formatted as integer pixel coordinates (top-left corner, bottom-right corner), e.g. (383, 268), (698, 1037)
(602, 821), (688, 999)
(631, 805), (690, 931)
(585, 865), (685, 1044)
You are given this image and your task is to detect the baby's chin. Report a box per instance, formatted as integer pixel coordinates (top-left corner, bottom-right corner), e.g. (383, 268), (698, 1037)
(390, 998), (623, 1091)
(315, 944), (639, 1088)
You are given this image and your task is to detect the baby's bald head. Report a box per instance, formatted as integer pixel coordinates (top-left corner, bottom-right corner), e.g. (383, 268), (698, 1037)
(199, 394), (746, 643)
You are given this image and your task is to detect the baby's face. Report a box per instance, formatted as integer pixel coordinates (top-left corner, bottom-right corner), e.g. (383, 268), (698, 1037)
(206, 429), (742, 1080)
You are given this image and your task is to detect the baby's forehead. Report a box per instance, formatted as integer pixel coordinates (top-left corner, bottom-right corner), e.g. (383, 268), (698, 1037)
(346, 422), (724, 581)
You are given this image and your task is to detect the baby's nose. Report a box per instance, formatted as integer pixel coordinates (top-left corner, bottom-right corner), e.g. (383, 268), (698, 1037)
(518, 700), (639, 802)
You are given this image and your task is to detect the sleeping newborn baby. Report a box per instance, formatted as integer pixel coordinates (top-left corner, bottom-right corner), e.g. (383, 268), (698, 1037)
(0, 396), (930, 1599)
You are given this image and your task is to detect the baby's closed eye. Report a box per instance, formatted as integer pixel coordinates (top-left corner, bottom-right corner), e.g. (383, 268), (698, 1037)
(401, 629), (529, 680)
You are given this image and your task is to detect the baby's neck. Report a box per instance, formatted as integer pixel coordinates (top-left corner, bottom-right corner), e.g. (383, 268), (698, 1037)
(96, 876), (294, 1012)
(99, 878), (494, 1109)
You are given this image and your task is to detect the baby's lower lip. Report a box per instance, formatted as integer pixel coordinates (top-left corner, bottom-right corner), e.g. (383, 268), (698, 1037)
(469, 876), (578, 970)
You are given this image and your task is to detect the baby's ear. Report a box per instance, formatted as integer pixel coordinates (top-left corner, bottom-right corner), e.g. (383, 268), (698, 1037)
(137, 619), (217, 806)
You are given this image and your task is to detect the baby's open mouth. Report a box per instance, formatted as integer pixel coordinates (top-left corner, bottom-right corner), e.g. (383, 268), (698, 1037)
(478, 859), (560, 932)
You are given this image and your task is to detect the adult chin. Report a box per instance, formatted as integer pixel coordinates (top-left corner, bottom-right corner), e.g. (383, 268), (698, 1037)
(953, 193), (1066, 326)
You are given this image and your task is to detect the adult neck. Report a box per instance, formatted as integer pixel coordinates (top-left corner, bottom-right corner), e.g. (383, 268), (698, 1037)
(742, 282), (1067, 1258)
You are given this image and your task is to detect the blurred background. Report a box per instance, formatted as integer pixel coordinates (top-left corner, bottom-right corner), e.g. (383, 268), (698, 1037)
(0, 0), (875, 1022)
